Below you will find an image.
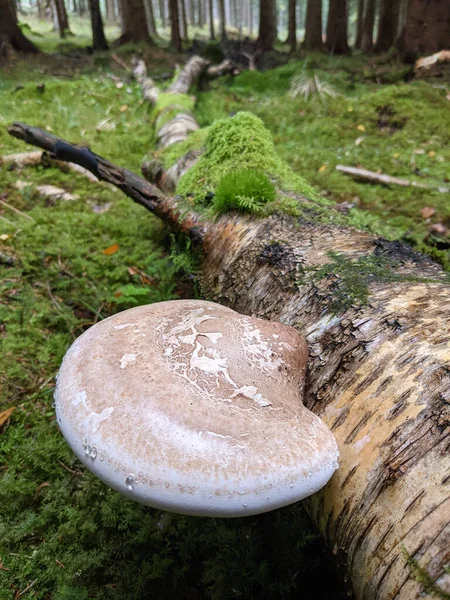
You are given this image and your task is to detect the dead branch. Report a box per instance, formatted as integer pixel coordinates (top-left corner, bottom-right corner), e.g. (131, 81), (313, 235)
(336, 165), (449, 192)
(414, 50), (450, 78)
(1, 150), (99, 182)
(7, 122), (205, 238)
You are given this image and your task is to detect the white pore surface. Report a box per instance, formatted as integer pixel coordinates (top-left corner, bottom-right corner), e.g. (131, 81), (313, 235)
(55, 300), (339, 517)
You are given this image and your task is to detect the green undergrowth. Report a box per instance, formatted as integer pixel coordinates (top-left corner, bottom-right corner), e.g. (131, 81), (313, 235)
(0, 61), (344, 599)
(193, 61), (450, 269)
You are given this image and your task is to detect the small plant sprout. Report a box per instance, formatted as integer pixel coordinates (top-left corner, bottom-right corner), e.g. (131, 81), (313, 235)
(54, 300), (339, 517)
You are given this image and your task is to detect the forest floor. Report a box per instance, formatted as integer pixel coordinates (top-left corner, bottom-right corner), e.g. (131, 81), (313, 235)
(1, 19), (450, 600)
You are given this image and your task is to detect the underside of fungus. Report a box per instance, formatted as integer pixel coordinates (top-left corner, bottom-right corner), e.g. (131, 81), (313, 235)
(55, 300), (339, 517)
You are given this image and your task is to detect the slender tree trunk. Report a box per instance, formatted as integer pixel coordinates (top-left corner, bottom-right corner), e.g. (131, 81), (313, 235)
(248, 0), (252, 36)
(53, 0), (70, 37)
(208, 0), (214, 38)
(397, 0), (450, 62)
(304, 0), (323, 51)
(361, 0), (376, 53)
(0, 0), (40, 52)
(354, 0), (364, 48)
(89, 0), (108, 49)
(159, 0), (166, 25)
(326, 0), (350, 54)
(180, 0), (188, 38)
(169, 0), (182, 50)
(105, 0), (116, 22)
(286, 0), (296, 50)
(218, 0), (225, 38)
(143, 0), (158, 36)
(257, 0), (276, 50)
(118, 0), (151, 42)
(375, 0), (399, 52)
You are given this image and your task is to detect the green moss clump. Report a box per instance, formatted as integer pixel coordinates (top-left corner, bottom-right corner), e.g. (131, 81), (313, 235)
(212, 169), (276, 214)
(176, 112), (320, 203)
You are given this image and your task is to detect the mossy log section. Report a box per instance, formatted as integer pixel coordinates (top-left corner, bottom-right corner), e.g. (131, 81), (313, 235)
(8, 117), (450, 599)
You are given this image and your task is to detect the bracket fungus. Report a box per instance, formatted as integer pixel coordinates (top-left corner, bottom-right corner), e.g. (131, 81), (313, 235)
(54, 300), (339, 517)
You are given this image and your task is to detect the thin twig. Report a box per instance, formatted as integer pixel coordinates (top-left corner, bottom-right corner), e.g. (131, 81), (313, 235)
(17, 579), (37, 598)
(0, 199), (35, 221)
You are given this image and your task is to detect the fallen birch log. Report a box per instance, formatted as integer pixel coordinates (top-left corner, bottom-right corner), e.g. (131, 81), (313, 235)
(8, 118), (450, 600)
(336, 165), (450, 193)
(1, 150), (99, 182)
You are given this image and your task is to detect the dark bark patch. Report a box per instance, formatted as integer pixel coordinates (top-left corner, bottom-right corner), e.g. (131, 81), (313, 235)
(344, 410), (375, 444)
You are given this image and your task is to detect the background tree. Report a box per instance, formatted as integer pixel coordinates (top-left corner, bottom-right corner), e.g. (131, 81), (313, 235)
(159, 0), (166, 26)
(105, 0), (117, 23)
(118, 0), (151, 43)
(304, 0), (323, 51)
(326, 0), (350, 54)
(180, 0), (188, 40)
(169, 0), (182, 51)
(257, 0), (276, 50)
(375, 0), (400, 52)
(354, 0), (364, 48)
(53, 0), (70, 38)
(218, 0), (226, 38)
(286, 0), (296, 51)
(89, 0), (108, 50)
(0, 0), (40, 52)
(397, 0), (450, 61)
(208, 0), (214, 38)
(361, 0), (376, 52)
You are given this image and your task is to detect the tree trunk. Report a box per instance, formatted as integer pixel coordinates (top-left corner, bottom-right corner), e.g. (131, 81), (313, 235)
(118, 0), (151, 43)
(143, 0), (158, 36)
(53, 0), (70, 37)
(168, 0), (182, 51)
(257, 0), (276, 50)
(105, 0), (116, 22)
(208, 0), (214, 38)
(182, 0), (189, 38)
(397, 0), (450, 62)
(375, 0), (400, 52)
(248, 0), (252, 37)
(326, 0), (350, 54)
(354, 0), (364, 48)
(159, 0), (166, 25)
(304, 0), (323, 51)
(10, 64), (450, 594)
(218, 0), (225, 38)
(286, 0), (296, 51)
(0, 0), (40, 52)
(89, 0), (108, 50)
(361, 0), (376, 53)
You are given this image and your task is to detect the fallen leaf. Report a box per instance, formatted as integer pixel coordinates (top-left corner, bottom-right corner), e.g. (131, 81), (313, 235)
(414, 148), (425, 155)
(357, 124), (365, 132)
(421, 206), (435, 219)
(428, 150), (436, 157)
(393, 152), (400, 158)
(348, 107), (353, 112)
(0, 407), (15, 428)
(0, 234), (11, 240)
(355, 136), (365, 146)
(115, 81), (124, 89)
(120, 105), (128, 112)
(318, 165), (327, 173)
(102, 243), (120, 255)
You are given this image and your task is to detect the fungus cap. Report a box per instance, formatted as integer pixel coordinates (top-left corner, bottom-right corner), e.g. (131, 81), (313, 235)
(55, 300), (339, 517)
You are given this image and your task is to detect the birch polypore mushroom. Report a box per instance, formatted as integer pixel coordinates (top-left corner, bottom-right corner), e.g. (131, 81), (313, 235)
(54, 300), (339, 517)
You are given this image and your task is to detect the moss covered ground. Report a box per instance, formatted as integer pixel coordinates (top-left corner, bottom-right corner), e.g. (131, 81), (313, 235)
(1, 34), (449, 599)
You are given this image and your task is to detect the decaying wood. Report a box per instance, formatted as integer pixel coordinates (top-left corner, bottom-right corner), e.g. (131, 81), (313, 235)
(9, 120), (450, 599)
(414, 50), (450, 78)
(142, 150), (202, 194)
(337, 164), (450, 193)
